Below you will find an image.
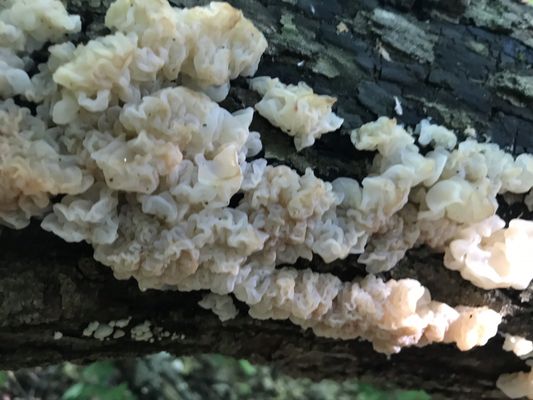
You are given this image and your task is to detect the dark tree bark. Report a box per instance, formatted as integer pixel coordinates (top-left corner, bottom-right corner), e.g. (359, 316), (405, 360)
(1, 0), (533, 398)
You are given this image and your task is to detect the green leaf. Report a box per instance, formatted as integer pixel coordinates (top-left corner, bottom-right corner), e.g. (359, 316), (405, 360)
(99, 383), (136, 400)
(62, 383), (86, 400)
(0, 371), (8, 388)
(62, 383), (136, 400)
(81, 361), (118, 385)
(396, 390), (431, 400)
(238, 359), (257, 376)
(207, 354), (227, 368)
(63, 363), (81, 380)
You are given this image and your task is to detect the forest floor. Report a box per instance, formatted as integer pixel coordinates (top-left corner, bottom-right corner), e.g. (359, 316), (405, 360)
(0, 354), (430, 400)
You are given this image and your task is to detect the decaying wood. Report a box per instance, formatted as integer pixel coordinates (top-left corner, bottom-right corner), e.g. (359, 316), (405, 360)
(1, 0), (533, 398)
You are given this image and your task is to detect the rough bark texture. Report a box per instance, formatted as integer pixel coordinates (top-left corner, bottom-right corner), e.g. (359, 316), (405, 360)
(1, 0), (533, 398)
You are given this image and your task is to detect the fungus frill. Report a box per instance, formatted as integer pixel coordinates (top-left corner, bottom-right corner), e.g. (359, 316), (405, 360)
(0, 0), (81, 98)
(347, 116), (533, 280)
(250, 77), (344, 151)
(444, 216), (533, 290)
(503, 335), (533, 358)
(497, 368), (533, 399)
(2, 0), (533, 361)
(199, 293), (239, 322)
(52, 0), (267, 123)
(0, 100), (92, 229)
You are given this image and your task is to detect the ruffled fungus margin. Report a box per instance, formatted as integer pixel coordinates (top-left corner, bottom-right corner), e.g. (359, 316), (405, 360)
(1, 0), (533, 396)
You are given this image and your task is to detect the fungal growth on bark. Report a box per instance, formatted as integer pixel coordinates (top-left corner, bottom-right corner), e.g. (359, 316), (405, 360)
(249, 76), (344, 151)
(1, 0), (532, 397)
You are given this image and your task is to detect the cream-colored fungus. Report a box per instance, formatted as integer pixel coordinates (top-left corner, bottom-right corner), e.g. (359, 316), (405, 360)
(250, 77), (344, 151)
(497, 368), (533, 399)
(444, 216), (533, 290)
(0, 99), (92, 228)
(199, 293), (239, 322)
(503, 335), (533, 358)
(1, 0), (532, 372)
